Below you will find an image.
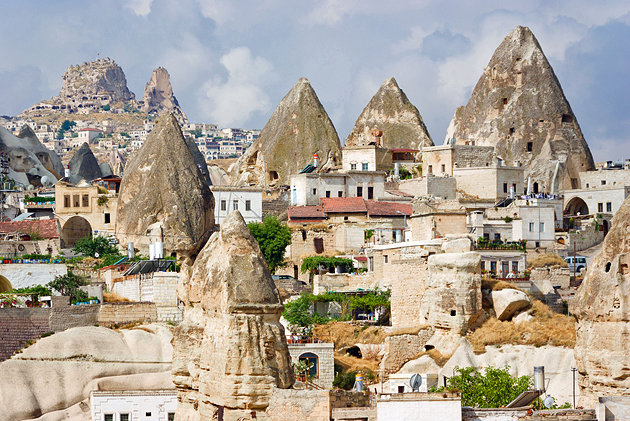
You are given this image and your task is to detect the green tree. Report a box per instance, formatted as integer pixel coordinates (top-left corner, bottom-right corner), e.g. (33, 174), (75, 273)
(102, 104), (111, 111)
(73, 236), (118, 257)
(433, 366), (532, 408)
(46, 271), (89, 303)
(60, 120), (76, 131)
(247, 216), (291, 273)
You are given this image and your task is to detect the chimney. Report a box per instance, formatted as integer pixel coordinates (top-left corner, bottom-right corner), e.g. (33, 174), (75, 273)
(313, 153), (319, 168)
(64, 165), (70, 178)
(372, 128), (383, 147)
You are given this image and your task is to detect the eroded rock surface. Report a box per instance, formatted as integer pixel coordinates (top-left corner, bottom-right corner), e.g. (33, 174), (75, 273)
(68, 142), (104, 184)
(172, 211), (293, 420)
(17, 125), (64, 177)
(345, 77), (433, 150)
(232, 78), (342, 188)
(572, 195), (630, 403)
(115, 113), (214, 258)
(140, 67), (187, 123)
(491, 288), (530, 321)
(57, 58), (135, 102)
(444, 26), (594, 192)
(0, 127), (58, 187)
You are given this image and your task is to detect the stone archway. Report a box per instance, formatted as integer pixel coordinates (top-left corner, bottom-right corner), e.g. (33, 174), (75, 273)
(62, 216), (92, 247)
(0, 275), (12, 293)
(565, 196), (589, 216)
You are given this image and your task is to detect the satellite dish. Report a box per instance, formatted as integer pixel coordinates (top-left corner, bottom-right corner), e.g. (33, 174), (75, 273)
(27, 184), (34, 191)
(409, 374), (422, 392)
(41, 176), (50, 186)
(543, 395), (555, 409)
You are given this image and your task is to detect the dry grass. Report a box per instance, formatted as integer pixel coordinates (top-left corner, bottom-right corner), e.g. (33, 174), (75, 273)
(481, 279), (526, 292)
(103, 291), (130, 303)
(528, 252), (568, 269)
(313, 322), (387, 349)
(468, 300), (575, 353)
(386, 325), (431, 337)
(334, 353), (381, 375)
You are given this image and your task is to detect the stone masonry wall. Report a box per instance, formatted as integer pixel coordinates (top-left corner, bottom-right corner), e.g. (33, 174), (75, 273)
(0, 308), (50, 360)
(288, 342), (335, 389)
(390, 259), (428, 327)
(97, 302), (157, 327)
(49, 304), (100, 331)
(462, 407), (596, 420)
(381, 329), (435, 373)
(266, 389), (331, 421)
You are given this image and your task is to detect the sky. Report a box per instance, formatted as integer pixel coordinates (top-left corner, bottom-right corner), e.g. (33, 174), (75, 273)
(0, 1), (629, 161)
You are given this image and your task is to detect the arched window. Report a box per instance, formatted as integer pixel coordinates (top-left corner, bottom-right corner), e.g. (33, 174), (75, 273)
(299, 352), (319, 379)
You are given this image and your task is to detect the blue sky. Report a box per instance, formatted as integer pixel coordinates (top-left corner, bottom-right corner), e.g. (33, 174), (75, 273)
(0, 0), (629, 161)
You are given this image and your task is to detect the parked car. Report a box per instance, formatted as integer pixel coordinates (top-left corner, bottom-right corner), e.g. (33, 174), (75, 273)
(564, 256), (587, 273)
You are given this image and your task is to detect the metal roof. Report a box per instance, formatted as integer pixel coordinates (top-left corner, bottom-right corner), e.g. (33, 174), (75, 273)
(123, 259), (174, 275)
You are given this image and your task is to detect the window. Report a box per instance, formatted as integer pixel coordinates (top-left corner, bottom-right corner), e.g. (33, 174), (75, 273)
(246, 200), (251, 211)
(598, 203), (603, 213)
(168, 414), (175, 421)
(120, 414), (130, 421)
(503, 183), (508, 193)
(586, 183), (589, 188)
(357, 186), (363, 197)
(82, 194), (89, 207)
(301, 230), (306, 240)
(601, 180), (606, 185)
(313, 238), (324, 254)
(312, 188), (317, 195)
(362, 162), (368, 171)
(299, 352), (319, 378)
(539, 222), (545, 233)
(494, 233), (501, 242)
(338, 191), (343, 197)
(480, 261), (485, 271)
(607, 202), (612, 212)
(428, 165), (433, 174)
(384, 255), (388, 264)
(392, 230), (397, 242)
(483, 233), (490, 241)
(490, 261), (497, 273)
(529, 222), (535, 232)
(145, 413), (151, 417)
(527, 142), (533, 152)
(441, 164), (446, 173)
(233, 200), (238, 211)
(104, 213), (110, 224)
(398, 385), (405, 393)
(535, 241), (540, 248)
(512, 261), (519, 273)
(450, 310), (456, 316)
(367, 186), (374, 200)
(220, 200), (226, 211)
(350, 163), (357, 170)
(325, 191), (330, 198)
(64, 194), (70, 208)
(368, 256), (374, 272)
(104, 415), (113, 421)
(73, 194), (80, 207)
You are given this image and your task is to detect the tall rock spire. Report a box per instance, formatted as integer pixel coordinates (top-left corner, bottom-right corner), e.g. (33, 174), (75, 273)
(140, 67), (188, 123)
(232, 78), (342, 188)
(345, 77), (433, 149)
(444, 26), (594, 192)
(68, 142), (103, 184)
(115, 113), (214, 258)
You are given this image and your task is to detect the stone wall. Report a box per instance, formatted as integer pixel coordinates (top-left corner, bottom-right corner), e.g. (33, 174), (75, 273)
(530, 267), (570, 289)
(49, 303), (100, 331)
(0, 308), (50, 360)
(462, 407), (596, 420)
(288, 342), (335, 389)
(266, 389), (331, 421)
(389, 259), (428, 327)
(110, 272), (181, 323)
(0, 239), (61, 258)
(381, 329), (435, 372)
(97, 302), (157, 327)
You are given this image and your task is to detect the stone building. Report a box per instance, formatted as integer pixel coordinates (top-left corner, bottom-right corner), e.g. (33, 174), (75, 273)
(287, 342), (335, 389)
(290, 171), (386, 206)
(211, 186), (263, 226)
(409, 198), (467, 241)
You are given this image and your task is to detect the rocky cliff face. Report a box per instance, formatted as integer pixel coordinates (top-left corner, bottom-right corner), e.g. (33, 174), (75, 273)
(140, 67), (187, 123)
(172, 211), (293, 420)
(68, 142), (104, 184)
(345, 77), (433, 150)
(115, 113), (214, 259)
(232, 78), (342, 188)
(444, 26), (594, 192)
(58, 58), (135, 102)
(572, 196), (630, 404)
(0, 127), (57, 187)
(16, 125), (64, 178)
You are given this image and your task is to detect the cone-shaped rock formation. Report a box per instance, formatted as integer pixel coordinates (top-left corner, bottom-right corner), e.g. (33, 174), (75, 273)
(115, 113), (214, 258)
(444, 26), (594, 192)
(140, 67), (187, 123)
(345, 77), (433, 150)
(172, 211), (293, 420)
(233, 78), (342, 188)
(572, 196), (630, 405)
(0, 127), (57, 187)
(68, 142), (103, 184)
(17, 125), (64, 178)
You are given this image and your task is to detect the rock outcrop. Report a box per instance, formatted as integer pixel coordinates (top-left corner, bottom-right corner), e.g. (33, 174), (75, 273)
(16, 125), (64, 177)
(107, 149), (126, 176)
(140, 67), (187, 123)
(115, 113), (214, 258)
(172, 211), (293, 420)
(0, 325), (173, 421)
(57, 58), (135, 102)
(0, 127), (58, 187)
(572, 195), (630, 404)
(491, 288), (530, 321)
(68, 142), (104, 184)
(232, 78), (342, 188)
(345, 77), (433, 150)
(444, 26), (594, 192)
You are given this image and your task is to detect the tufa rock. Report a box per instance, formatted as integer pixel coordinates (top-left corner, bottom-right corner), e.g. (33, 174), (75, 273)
(17, 125), (64, 177)
(57, 58), (135, 102)
(233, 78), (342, 188)
(572, 194), (630, 404)
(491, 288), (530, 321)
(345, 77), (433, 150)
(68, 142), (104, 184)
(172, 211), (293, 420)
(184, 135), (212, 186)
(115, 113), (214, 259)
(140, 67), (188, 123)
(107, 149), (126, 176)
(444, 26), (594, 192)
(0, 127), (58, 187)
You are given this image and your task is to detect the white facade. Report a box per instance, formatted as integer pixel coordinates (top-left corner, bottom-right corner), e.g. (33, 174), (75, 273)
(290, 172), (386, 206)
(90, 390), (177, 421)
(387, 373), (439, 393)
(77, 128), (102, 142)
(211, 186), (263, 225)
(563, 186), (630, 217)
(453, 165), (524, 201)
(377, 394), (462, 421)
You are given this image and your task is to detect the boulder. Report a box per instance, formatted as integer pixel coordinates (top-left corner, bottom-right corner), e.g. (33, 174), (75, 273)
(232, 78), (342, 188)
(441, 238), (472, 253)
(0, 127), (58, 187)
(115, 113), (214, 259)
(491, 289), (530, 321)
(572, 194), (630, 404)
(345, 77), (433, 150)
(172, 211), (293, 420)
(68, 142), (104, 184)
(140, 67), (188, 123)
(444, 26), (594, 192)
(512, 311), (534, 324)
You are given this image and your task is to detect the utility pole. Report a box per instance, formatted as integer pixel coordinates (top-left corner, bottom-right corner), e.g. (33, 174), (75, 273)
(572, 367), (577, 409)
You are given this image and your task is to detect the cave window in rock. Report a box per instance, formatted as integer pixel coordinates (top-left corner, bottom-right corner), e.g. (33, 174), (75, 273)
(346, 346), (362, 358)
(562, 114), (573, 123)
(61, 216), (92, 247)
(605, 262), (611, 273)
(509, 127), (515, 135)
(268, 170), (279, 181)
(450, 310), (456, 316)
(527, 142), (533, 152)
(248, 151), (257, 165)
(299, 352), (319, 379)
(533, 182), (539, 194)
(503, 98), (508, 105)
(424, 344), (434, 351)
(0, 275), (12, 293)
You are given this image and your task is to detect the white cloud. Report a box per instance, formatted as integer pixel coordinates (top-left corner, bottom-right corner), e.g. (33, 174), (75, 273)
(304, 0), (360, 26)
(196, 0), (232, 24)
(124, 0), (154, 16)
(198, 47), (273, 127)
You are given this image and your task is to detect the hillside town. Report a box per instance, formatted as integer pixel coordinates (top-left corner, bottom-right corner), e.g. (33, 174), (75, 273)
(0, 20), (629, 421)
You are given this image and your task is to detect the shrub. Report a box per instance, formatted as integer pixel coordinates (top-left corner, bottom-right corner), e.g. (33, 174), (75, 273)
(247, 216), (291, 273)
(73, 236), (117, 257)
(46, 271), (89, 303)
(333, 370), (357, 390)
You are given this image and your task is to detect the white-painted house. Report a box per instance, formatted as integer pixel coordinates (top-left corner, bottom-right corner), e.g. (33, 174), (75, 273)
(210, 186), (263, 226)
(90, 390), (177, 421)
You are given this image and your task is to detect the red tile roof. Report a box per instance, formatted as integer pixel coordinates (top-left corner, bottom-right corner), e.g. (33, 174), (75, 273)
(320, 197), (367, 213)
(288, 205), (325, 220)
(391, 148), (420, 153)
(0, 219), (60, 239)
(365, 200), (412, 217)
(354, 256), (368, 262)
